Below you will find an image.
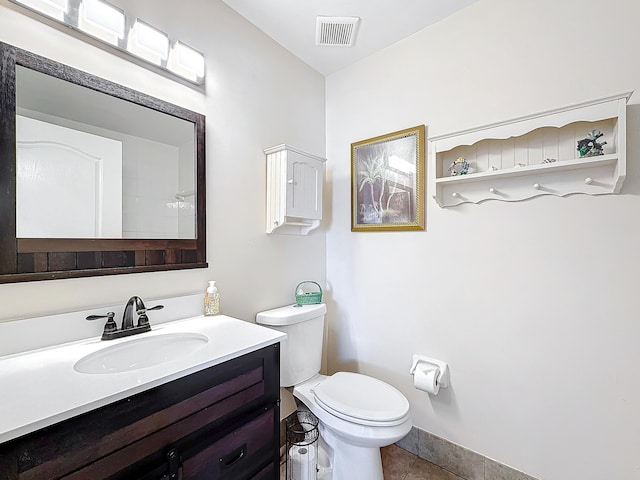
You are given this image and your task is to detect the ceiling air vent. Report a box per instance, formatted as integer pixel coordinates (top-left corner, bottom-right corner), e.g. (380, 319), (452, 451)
(315, 16), (360, 47)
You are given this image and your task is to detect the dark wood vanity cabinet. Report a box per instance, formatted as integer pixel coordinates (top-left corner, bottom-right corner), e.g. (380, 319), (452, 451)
(0, 344), (280, 480)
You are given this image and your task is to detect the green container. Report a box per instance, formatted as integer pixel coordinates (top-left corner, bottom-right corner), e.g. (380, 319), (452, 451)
(295, 281), (322, 305)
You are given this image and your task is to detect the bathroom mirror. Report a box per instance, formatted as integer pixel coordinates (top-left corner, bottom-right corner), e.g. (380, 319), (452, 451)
(0, 42), (207, 283)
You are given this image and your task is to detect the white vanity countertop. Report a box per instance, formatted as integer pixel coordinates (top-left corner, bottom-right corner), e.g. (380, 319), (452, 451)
(0, 314), (285, 444)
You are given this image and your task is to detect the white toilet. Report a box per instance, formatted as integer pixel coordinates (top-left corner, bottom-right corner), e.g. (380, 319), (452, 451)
(256, 303), (412, 480)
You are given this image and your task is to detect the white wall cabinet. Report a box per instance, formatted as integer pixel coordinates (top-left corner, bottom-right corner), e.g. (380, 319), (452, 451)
(265, 144), (326, 234)
(428, 92), (632, 207)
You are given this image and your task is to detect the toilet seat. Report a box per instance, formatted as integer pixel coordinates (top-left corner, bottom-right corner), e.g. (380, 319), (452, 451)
(312, 372), (410, 427)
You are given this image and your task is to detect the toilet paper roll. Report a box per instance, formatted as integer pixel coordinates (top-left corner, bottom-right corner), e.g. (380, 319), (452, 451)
(413, 366), (440, 395)
(289, 444), (317, 480)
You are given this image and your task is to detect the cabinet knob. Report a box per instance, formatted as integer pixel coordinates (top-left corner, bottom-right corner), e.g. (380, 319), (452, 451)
(452, 192), (460, 198)
(533, 183), (541, 190)
(287, 179), (294, 184)
(584, 177), (593, 185)
(489, 187), (497, 194)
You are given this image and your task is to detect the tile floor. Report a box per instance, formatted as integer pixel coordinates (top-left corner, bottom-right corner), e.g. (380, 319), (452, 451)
(381, 444), (465, 480)
(280, 444), (463, 480)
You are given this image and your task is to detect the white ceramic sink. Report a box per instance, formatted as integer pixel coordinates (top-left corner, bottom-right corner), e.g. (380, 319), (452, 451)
(73, 332), (209, 374)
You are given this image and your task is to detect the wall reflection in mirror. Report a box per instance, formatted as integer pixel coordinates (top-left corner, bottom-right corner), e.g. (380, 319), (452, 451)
(15, 65), (196, 239)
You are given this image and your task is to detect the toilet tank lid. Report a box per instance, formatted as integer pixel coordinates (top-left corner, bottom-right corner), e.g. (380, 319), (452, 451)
(256, 303), (326, 326)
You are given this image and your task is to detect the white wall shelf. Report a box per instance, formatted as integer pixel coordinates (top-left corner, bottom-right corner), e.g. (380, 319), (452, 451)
(428, 92), (632, 207)
(265, 144), (326, 235)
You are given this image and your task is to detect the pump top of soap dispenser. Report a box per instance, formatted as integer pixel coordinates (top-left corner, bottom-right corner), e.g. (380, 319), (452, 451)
(207, 281), (217, 293)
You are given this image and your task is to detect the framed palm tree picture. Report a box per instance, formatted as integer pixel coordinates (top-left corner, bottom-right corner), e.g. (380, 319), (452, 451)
(351, 125), (425, 231)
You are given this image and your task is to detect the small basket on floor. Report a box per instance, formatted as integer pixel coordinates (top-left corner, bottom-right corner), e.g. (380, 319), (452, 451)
(286, 409), (319, 480)
(295, 281), (322, 306)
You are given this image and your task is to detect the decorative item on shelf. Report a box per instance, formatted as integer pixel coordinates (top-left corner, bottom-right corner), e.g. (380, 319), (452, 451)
(487, 165), (499, 172)
(543, 158), (557, 163)
(448, 157), (470, 176)
(514, 163), (526, 168)
(295, 281), (323, 305)
(577, 129), (607, 157)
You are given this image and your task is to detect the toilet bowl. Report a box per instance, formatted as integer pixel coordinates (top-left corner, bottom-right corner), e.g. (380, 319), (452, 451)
(295, 373), (411, 480)
(256, 303), (412, 480)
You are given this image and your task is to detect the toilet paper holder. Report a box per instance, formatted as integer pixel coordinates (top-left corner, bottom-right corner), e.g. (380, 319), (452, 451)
(409, 355), (450, 388)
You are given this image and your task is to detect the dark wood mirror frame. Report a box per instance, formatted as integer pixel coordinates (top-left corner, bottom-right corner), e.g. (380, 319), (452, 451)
(0, 42), (207, 283)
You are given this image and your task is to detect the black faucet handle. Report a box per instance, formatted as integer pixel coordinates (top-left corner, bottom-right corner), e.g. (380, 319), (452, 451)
(136, 304), (164, 315)
(86, 312), (117, 336)
(136, 304), (163, 328)
(86, 311), (116, 321)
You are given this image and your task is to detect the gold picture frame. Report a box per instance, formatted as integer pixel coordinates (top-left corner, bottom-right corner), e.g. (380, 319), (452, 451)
(351, 125), (425, 231)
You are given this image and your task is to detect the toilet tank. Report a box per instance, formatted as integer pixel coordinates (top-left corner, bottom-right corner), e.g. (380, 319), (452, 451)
(256, 303), (326, 387)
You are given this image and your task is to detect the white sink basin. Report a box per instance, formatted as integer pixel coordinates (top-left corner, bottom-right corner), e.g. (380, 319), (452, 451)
(74, 332), (209, 374)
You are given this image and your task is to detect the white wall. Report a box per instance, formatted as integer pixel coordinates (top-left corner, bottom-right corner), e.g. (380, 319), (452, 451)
(325, 0), (640, 479)
(121, 137), (180, 239)
(0, 0), (326, 322)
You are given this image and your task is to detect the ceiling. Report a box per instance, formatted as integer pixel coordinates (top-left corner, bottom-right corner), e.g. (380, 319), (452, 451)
(221, 0), (480, 76)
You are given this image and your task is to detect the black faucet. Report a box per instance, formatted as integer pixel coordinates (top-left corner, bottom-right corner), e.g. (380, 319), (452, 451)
(86, 296), (164, 340)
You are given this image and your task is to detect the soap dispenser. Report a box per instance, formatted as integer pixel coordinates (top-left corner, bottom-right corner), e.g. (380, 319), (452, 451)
(204, 281), (220, 316)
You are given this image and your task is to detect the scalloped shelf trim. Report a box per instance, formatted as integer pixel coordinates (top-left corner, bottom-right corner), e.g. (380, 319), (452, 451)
(429, 92), (631, 153)
(447, 189), (609, 206)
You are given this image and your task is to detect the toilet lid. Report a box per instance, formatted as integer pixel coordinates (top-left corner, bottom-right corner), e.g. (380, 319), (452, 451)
(312, 372), (409, 426)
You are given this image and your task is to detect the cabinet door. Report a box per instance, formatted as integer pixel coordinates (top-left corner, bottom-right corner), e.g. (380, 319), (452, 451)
(286, 151), (323, 220)
(249, 463), (277, 480)
(181, 408), (276, 480)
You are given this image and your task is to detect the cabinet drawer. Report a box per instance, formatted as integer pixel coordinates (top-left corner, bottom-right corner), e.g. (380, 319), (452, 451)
(182, 407), (276, 479)
(250, 462), (277, 480)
